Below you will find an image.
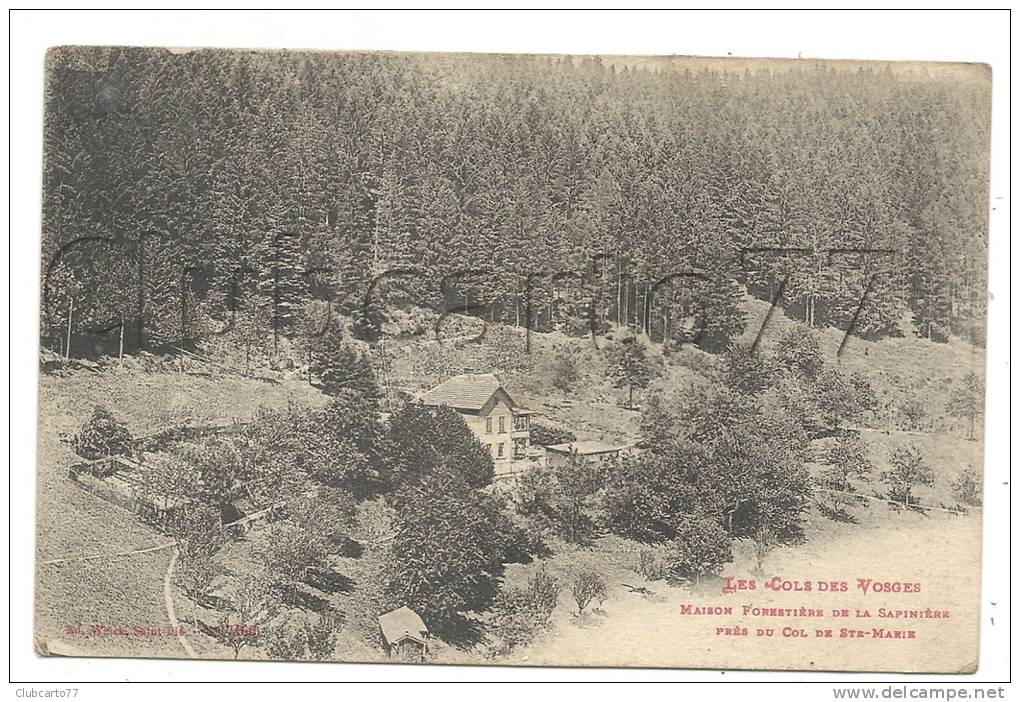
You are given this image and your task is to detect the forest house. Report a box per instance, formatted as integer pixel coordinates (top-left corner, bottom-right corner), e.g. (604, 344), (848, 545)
(419, 373), (539, 465)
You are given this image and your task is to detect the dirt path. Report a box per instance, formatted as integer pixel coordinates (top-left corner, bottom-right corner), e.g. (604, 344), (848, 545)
(163, 547), (197, 659)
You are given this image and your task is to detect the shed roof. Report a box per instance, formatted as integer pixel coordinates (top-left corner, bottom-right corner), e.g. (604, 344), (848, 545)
(378, 606), (429, 646)
(546, 440), (624, 456)
(419, 373), (509, 411)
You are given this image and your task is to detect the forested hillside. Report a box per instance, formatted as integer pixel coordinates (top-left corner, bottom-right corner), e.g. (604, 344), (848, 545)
(41, 48), (990, 359)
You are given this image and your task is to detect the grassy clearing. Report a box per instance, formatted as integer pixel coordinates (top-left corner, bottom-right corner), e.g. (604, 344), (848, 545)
(34, 398), (180, 656)
(855, 430), (984, 506)
(34, 362), (328, 659)
(382, 296), (985, 442)
(738, 296), (986, 434)
(38, 361), (326, 438)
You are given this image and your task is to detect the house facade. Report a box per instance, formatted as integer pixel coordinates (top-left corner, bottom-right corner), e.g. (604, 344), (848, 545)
(419, 373), (537, 466)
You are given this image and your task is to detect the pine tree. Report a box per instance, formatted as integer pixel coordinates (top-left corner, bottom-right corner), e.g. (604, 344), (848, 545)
(309, 326), (380, 401)
(605, 336), (659, 410)
(948, 372), (984, 440)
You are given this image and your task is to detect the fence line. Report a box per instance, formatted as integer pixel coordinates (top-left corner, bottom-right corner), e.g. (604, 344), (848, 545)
(39, 540), (177, 566)
(844, 425), (939, 438)
(165, 344), (280, 385)
(814, 487), (979, 515)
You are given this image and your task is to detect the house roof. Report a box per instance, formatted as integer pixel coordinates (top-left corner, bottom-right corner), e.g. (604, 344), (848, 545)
(546, 440), (625, 456)
(378, 606), (428, 646)
(419, 373), (509, 411)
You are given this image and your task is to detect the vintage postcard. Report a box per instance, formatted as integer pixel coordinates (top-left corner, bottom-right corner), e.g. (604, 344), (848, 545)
(35, 46), (990, 672)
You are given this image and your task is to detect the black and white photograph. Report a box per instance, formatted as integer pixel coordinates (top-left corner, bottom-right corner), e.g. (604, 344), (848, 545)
(11, 9), (1009, 691)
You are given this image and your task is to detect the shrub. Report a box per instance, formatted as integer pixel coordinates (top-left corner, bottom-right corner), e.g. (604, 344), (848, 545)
(570, 569), (608, 615)
(882, 444), (936, 507)
(664, 514), (733, 587)
(528, 424), (577, 447)
(256, 524), (329, 587)
(515, 464), (555, 517)
(775, 327), (824, 380)
(502, 520), (552, 564)
(489, 566), (560, 654)
(818, 433), (874, 520)
(173, 550), (223, 605)
(722, 344), (778, 395)
(898, 398), (926, 431)
(629, 549), (667, 581)
(169, 504), (224, 557)
(288, 487), (357, 544)
(71, 405), (132, 459)
(550, 350), (580, 394)
(951, 467), (982, 507)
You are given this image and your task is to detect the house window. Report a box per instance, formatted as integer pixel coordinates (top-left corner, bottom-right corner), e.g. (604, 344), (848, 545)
(498, 416), (506, 433)
(497, 442), (505, 458)
(514, 415), (528, 431)
(485, 417), (492, 433)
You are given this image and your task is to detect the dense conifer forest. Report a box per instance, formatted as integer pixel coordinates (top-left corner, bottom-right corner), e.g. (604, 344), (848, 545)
(41, 48), (990, 358)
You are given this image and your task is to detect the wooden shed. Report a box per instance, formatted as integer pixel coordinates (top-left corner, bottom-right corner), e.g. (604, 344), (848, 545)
(378, 606), (429, 662)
